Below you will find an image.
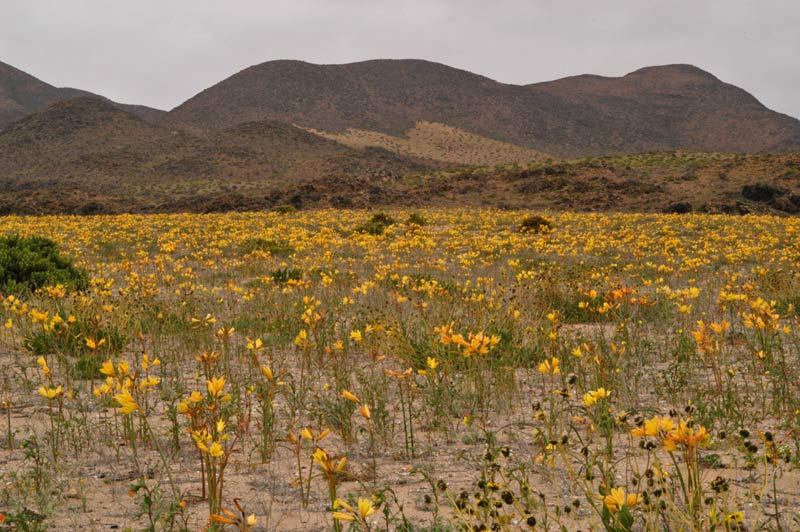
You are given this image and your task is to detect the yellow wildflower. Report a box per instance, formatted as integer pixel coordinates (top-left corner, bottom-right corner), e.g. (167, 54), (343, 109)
(207, 376), (226, 398)
(603, 487), (641, 512)
(113, 389), (139, 415)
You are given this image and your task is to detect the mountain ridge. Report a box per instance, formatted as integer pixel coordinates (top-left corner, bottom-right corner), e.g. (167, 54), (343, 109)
(0, 60), (164, 129)
(162, 59), (800, 157)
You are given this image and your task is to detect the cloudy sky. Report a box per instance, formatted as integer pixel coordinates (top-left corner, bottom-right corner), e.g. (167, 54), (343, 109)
(2, 0), (798, 117)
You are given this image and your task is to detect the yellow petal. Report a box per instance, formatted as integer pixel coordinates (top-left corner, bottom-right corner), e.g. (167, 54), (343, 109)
(332, 512), (355, 521)
(209, 441), (224, 457)
(341, 390), (361, 403)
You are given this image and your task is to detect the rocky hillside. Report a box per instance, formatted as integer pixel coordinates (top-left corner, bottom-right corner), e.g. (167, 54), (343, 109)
(0, 97), (435, 214)
(0, 60), (163, 129)
(163, 59), (800, 157)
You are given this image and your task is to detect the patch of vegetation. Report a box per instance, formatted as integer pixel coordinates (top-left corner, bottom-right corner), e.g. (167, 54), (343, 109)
(741, 183), (800, 214)
(0, 235), (87, 295)
(272, 204), (297, 214)
(240, 237), (295, 257)
(741, 183), (785, 202)
(270, 268), (303, 284)
(24, 316), (128, 379)
(518, 215), (553, 234)
(355, 213), (397, 235)
(406, 212), (428, 226)
(664, 202), (693, 214)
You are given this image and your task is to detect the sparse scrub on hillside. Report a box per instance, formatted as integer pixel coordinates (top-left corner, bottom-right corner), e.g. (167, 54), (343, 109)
(3, 151), (800, 214)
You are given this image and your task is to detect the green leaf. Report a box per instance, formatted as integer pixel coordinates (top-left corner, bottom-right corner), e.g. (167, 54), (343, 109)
(619, 506), (634, 531)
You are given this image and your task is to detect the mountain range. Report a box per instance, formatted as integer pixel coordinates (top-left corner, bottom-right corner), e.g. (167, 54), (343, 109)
(1, 58), (799, 214)
(163, 59), (800, 157)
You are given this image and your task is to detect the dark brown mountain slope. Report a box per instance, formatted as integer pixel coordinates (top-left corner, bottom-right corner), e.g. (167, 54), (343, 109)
(532, 65), (800, 154)
(0, 97), (435, 213)
(163, 59), (800, 157)
(0, 96), (432, 177)
(0, 60), (164, 129)
(163, 59), (515, 134)
(0, 97), (200, 180)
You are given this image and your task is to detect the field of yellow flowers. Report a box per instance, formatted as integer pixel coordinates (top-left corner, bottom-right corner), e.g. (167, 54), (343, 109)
(0, 209), (799, 532)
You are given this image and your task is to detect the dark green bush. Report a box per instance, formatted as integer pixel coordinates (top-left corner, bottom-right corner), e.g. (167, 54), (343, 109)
(240, 237), (295, 257)
(0, 235), (87, 295)
(272, 204), (297, 214)
(355, 213), (397, 235)
(270, 268), (303, 284)
(664, 202), (693, 214)
(518, 215), (553, 234)
(406, 212), (428, 226)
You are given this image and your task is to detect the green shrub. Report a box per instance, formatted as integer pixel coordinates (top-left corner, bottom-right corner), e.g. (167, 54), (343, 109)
(0, 235), (87, 295)
(240, 238), (295, 257)
(406, 212), (428, 226)
(272, 204), (297, 214)
(355, 213), (396, 235)
(518, 215), (553, 234)
(270, 268), (303, 284)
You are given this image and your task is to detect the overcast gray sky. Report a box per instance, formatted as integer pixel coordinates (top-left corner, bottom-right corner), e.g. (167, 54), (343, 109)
(1, 0), (798, 117)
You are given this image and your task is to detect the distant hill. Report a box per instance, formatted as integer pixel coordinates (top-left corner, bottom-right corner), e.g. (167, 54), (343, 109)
(0, 97), (206, 186)
(0, 97), (435, 214)
(163, 59), (800, 157)
(0, 60), (164, 129)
